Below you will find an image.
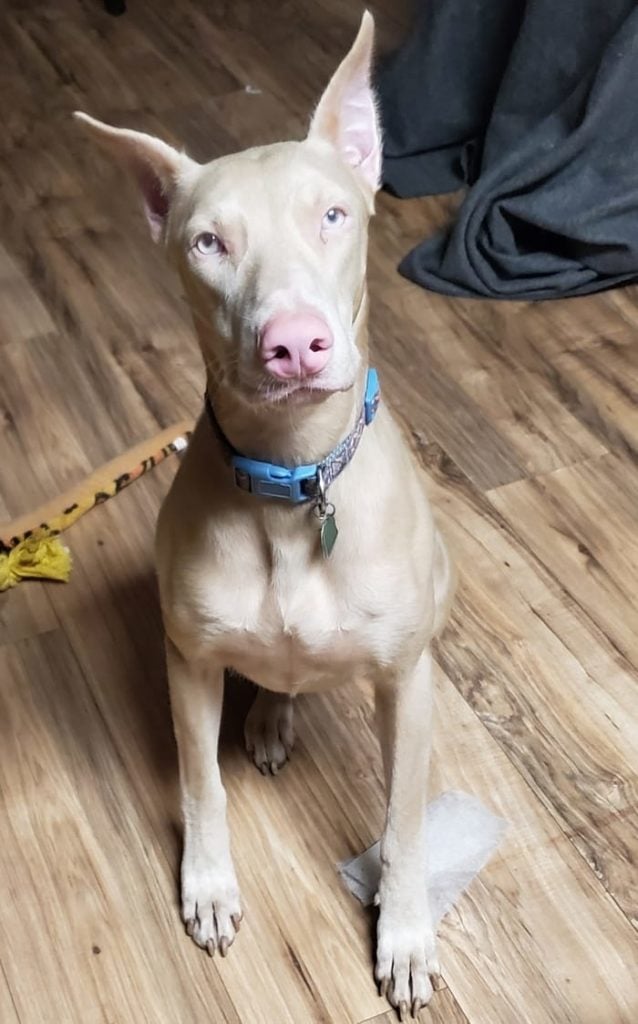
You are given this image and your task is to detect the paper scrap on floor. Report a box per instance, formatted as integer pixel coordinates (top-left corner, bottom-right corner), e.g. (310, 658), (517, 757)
(338, 790), (507, 925)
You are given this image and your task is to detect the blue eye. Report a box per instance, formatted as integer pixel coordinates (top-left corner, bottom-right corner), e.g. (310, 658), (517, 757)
(194, 232), (225, 255)
(322, 206), (347, 229)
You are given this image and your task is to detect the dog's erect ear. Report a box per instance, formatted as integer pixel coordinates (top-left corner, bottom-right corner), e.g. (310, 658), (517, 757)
(308, 10), (381, 194)
(74, 112), (196, 242)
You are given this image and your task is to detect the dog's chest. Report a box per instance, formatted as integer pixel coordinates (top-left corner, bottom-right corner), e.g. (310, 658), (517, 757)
(188, 534), (398, 692)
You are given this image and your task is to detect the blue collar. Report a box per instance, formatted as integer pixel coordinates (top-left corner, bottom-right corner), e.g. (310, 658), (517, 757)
(204, 368), (380, 504)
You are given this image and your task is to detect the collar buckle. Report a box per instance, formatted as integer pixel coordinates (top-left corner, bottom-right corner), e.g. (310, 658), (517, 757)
(231, 456), (317, 503)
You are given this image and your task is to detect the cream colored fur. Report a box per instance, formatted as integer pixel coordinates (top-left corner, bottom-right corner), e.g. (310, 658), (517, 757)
(76, 12), (454, 1017)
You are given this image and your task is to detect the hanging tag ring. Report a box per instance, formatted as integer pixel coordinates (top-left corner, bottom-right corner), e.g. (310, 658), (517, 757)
(316, 467), (326, 514)
(312, 466), (339, 557)
(313, 467), (334, 522)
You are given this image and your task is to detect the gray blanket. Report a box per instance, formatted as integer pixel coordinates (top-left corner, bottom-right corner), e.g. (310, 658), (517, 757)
(378, 0), (638, 299)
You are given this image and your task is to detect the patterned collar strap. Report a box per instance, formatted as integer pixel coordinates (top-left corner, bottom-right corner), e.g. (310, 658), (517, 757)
(204, 368), (380, 504)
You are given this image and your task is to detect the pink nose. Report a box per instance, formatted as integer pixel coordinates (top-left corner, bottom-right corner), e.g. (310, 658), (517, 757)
(259, 312), (333, 380)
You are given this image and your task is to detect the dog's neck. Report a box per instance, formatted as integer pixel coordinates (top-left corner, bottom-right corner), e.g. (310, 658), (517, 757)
(205, 366), (366, 467)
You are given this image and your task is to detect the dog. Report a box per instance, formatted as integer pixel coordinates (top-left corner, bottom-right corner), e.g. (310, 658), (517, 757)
(76, 11), (454, 1017)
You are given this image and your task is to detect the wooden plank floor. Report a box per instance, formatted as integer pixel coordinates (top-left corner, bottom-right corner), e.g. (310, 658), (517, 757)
(1, 1), (637, 1022)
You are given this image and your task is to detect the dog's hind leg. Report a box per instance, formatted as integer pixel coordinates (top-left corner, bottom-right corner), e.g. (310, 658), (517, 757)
(244, 689), (295, 775)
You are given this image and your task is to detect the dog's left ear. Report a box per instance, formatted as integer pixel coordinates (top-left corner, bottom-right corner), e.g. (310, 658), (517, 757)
(308, 10), (381, 195)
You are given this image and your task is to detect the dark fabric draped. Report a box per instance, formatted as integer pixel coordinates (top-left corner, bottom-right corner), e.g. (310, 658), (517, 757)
(377, 0), (638, 299)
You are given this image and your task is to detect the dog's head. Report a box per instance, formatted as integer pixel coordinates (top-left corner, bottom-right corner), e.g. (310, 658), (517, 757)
(76, 12), (381, 407)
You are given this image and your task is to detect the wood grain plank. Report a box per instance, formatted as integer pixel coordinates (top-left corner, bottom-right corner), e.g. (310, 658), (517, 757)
(1, 333), (93, 515)
(550, 336), (638, 460)
(0, 579), (58, 646)
(580, 284), (638, 345)
(0, 243), (54, 345)
(163, 89), (306, 163)
(129, 0), (329, 116)
(381, 284), (608, 477)
(430, 290), (636, 367)
(0, 961), (20, 1024)
(370, 290), (527, 491)
(488, 453), (638, 670)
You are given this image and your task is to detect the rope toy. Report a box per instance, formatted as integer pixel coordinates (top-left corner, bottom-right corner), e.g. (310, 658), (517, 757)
(0, 420), (194, 592)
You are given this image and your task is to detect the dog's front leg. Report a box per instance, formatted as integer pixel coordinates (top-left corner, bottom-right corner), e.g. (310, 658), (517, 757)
(166, 639), (242, 956)
(374, 649), (438, 1017)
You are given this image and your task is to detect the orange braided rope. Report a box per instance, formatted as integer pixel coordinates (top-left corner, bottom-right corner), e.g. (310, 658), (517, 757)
(0, 420), (194, 591)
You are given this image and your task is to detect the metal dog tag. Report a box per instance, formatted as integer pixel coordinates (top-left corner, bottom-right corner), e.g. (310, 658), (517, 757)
(314, 467), (338, 557)
(320, 510), (338, 558)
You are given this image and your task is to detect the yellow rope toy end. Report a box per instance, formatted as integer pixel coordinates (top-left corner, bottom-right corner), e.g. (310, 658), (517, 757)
(0, 533), (72, 591)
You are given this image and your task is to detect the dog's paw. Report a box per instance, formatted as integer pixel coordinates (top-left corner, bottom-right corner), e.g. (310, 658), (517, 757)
(375, 905), (439, 1018)
(181, 854), (242, 957)
(244, 690), (294, 774)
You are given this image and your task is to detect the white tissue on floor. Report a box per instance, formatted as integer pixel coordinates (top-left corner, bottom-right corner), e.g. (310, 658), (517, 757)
(338, 790), (507, 926)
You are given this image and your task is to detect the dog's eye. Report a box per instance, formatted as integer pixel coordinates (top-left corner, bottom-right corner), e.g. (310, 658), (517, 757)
(322, 207), (347, 229)
(194, 232), (225, 255)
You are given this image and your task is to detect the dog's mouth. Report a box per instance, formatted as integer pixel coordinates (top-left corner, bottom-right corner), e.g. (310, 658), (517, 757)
(255, 378), (349, 406)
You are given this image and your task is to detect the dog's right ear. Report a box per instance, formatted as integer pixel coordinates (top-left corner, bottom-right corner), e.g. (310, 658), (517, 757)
(74, 112), (197, 242)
